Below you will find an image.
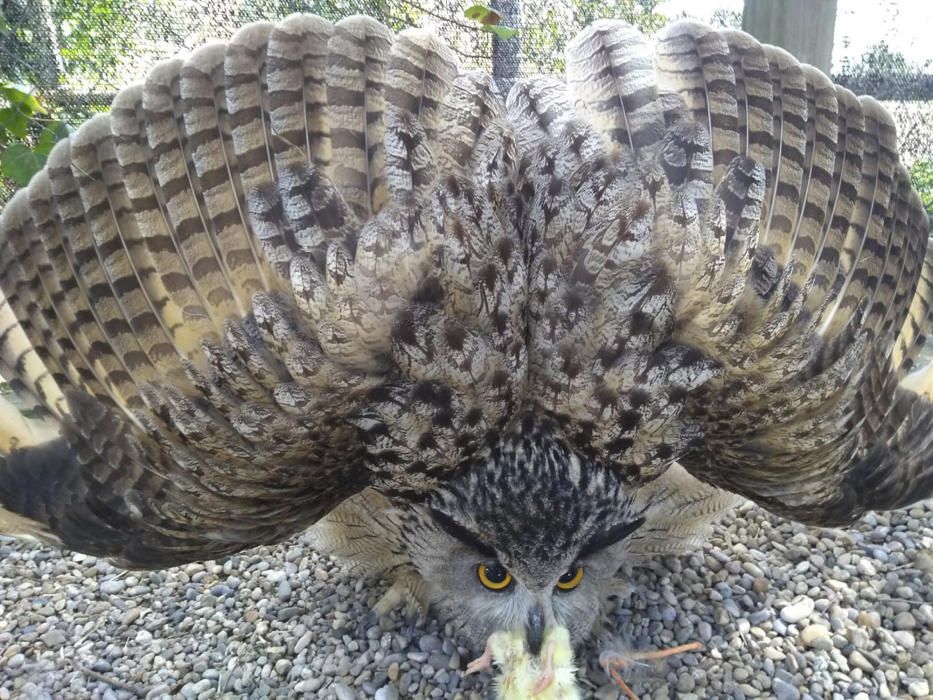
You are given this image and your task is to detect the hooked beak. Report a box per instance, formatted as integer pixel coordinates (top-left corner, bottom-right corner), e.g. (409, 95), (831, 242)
(526, 603), (545, 656)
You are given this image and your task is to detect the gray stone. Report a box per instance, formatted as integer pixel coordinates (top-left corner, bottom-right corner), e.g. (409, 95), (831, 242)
(676, 673), (696, 692)
(893, 612), (917, 630)
(99, 579), (125, 595)
(332, 682), (357, 700)
(375, 687), (399, 700)
(40, 629), (66, 647)
(780, 597), (815, 624)
(773, 678), (801, 700)
(799, 624), (832, 651)
(848, 650), (876, 673)
(892, 630), (915, 650)
(594, 684), (620, 700)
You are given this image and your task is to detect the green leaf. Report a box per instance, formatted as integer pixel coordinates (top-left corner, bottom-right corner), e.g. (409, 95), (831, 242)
(35, 120), (71, 157)
(464, 4), (502, 25)
(0, 107), (29, 139)
(1, 144), (46, 186)
(0, 84), (44, 115)
(0, 9), (10, 36)
(484, 25), (519, 40)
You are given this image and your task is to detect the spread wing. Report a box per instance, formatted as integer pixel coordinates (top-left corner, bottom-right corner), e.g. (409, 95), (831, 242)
(0, 14), (523, 566)
(516, 19), (931, 525)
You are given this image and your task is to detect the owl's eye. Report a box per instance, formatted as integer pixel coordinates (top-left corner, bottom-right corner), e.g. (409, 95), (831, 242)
(556, 565), (584, 590)
(477, 562), (512, 591)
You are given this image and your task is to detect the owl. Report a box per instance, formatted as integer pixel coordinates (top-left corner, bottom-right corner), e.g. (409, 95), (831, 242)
(0, 12), (931, 698)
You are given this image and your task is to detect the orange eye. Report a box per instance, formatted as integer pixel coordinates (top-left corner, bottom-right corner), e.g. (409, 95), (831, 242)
(556, 565), (584, 591)
(477, 562), (513, 591)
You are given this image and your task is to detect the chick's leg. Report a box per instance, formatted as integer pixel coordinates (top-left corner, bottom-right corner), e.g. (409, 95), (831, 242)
(465, 636), (494, 675)
(600, 642), (703, 700)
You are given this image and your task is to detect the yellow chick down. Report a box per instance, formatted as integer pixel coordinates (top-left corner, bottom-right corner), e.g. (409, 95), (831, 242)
(489, 626), (581, 700)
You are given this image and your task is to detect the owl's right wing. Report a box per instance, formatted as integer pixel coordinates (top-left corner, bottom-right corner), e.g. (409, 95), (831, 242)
(0, 14), (523, 567)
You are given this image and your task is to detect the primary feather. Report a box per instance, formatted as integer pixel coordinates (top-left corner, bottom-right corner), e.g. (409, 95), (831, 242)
(0, 16), (930, 675)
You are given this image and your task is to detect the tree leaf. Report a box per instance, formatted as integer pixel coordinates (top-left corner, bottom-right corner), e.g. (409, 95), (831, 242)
(0, 144), (46, 186)
(35, 120), (71, 157)
(484, 25), (519, 40)
(0, 9), (10, 36)
(0, 107), (29, 139)
(0, 83), (45, 115)
(464, 4), (503, 25)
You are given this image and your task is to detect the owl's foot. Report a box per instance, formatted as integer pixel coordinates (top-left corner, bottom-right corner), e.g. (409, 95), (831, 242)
(530, 638), (556, 695)
(373, 570), (429, 619)
(600, 641), (703, 700)
(465, 637), (493, 675)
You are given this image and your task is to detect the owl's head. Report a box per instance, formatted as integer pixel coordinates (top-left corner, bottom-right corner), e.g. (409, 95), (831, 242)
(401, 417), (644, 655)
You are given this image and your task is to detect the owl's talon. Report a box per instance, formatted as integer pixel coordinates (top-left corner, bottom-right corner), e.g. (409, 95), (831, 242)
(405, 610), (420, 639)
(465, 637), (493, 675)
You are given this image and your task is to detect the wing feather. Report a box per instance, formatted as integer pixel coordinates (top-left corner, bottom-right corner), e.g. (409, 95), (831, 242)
(326, 16), (393, 221)
(110, 86), (221, 352)
(566, 19), (665, 157)
(0, 14), (520, 566)
(655, 21), (740, 182)
(522, 19), (933, 523)
(653, 25), (933, 523)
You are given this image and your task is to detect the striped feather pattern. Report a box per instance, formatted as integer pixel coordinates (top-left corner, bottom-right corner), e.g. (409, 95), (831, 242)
(0, 13), (521, 566)
(0, 15), (930, 570)
(651, 25), (933, 523)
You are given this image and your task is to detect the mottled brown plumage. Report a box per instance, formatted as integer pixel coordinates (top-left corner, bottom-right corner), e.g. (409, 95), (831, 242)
(0, 17), (929, 654)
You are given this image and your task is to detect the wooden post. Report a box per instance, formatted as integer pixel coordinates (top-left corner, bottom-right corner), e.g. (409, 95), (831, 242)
(742, 0), (837, 74)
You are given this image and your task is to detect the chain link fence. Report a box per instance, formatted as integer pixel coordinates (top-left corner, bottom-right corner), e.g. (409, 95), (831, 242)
(1, 0), (931, 213)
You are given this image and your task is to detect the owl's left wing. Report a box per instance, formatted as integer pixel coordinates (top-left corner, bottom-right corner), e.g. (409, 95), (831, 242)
(0, 14), (523, 567)
(510, 20), (932, 526)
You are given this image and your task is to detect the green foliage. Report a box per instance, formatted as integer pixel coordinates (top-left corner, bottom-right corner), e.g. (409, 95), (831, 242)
(909, 159), (933, 218)
(840, 41), (911, 78)
(0, 82), (70, 187)
(233, 1), (424, 33)
(464, 4), (519, 40)
(520, 0), (665, 75)
(571, 0), (665, 33)
(0, 144), (44, 186)
(711, 8), (743, 29)
(52, 0), (138, 87)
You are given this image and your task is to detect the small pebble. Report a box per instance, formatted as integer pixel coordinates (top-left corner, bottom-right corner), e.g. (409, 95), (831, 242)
(893, 612), (917, 630)
(799, 624), (833, 651)
(773, 677), (801, 700)
(892, 630), (915, 650)
(99, 579), (125, 595)
(332, 682), (357, 700)
(780, 596), (815, 624)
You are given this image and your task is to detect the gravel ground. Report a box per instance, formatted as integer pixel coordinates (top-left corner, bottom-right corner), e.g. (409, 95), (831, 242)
(0, 500), (930, 700)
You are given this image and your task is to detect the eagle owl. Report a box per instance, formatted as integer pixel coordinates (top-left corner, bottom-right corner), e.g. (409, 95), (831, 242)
(0, 11), (931, 693)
